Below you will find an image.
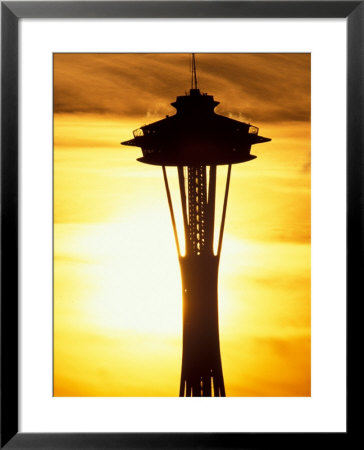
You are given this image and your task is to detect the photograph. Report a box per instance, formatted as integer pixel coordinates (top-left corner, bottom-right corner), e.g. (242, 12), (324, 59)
(53, 52), (311, 397)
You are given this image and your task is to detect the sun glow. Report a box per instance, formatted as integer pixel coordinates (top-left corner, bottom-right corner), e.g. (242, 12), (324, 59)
(56, 212), (182, 335)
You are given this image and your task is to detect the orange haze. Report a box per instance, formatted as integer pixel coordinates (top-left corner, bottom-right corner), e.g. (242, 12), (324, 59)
(54, 53), (310, 396)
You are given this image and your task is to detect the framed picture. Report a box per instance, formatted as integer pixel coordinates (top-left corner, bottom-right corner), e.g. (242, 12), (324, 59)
(1, 1), (357, 448)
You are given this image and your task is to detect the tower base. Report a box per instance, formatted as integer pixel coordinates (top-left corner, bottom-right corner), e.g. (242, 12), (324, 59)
(179, 254), (225, 397)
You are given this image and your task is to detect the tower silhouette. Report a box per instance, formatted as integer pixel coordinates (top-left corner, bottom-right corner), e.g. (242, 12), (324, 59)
(122, 55), (271, 396)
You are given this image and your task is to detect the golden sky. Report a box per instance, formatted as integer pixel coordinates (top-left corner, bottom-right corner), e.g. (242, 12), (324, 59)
(54, 53), (310, 397)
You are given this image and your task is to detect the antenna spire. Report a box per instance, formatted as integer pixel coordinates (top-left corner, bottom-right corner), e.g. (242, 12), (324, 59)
(191, 53), (198, 90)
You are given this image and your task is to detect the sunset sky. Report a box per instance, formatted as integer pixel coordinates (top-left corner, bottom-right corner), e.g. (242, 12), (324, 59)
(53, 53), (310, 397)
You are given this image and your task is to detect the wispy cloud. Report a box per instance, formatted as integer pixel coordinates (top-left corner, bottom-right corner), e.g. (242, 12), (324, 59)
(54, 53), (310, 124)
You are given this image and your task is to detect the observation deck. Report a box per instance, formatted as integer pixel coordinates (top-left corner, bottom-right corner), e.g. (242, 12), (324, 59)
(121, 88), (271, 166)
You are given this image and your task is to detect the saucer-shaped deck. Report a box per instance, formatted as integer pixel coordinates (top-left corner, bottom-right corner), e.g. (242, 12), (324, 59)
(122, 89), (271, 166)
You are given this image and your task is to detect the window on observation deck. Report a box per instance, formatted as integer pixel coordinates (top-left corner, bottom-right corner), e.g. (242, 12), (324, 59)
(248, 125), (259, 135)
(133, 128), (144, 137)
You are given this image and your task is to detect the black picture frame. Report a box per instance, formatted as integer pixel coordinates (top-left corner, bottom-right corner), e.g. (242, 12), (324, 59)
(1, 1), (358, 448)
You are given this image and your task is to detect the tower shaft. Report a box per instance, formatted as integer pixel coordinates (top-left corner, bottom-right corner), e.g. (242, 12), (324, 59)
(177, 165), (225, 396)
